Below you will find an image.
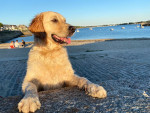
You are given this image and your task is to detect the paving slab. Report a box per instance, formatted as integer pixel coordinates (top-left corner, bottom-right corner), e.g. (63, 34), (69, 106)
(0, 40), (150, 112)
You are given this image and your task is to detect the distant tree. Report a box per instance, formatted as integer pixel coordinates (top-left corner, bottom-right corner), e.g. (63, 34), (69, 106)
(0, 22), (3, 27)
(129, 22), (134, 24)
(146, 20), (150, 24)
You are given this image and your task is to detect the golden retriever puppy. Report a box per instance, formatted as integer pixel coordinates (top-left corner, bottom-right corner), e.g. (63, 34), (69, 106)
(18, 11), (107, 113)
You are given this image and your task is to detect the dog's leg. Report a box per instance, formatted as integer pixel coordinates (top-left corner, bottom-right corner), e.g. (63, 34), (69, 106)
(18, 82), (41, 113)
(69, 75), (107, 98)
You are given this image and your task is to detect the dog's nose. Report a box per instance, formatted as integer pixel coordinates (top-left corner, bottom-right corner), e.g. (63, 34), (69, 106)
(69, 26), (76, 32)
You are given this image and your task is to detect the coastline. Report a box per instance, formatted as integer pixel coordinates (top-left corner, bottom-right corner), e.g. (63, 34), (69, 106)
(0, 30), (32, 43)
(0, 38), (150, 49)
(0, 31), (23, 43)
(0, 39), (109, 49)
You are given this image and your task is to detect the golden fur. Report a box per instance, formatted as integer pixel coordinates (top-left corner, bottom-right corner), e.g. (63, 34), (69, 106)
(18, 11), (107, 113)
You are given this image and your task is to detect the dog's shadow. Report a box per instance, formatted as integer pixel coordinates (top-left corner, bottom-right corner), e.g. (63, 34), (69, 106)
(30, 79), (71, 92)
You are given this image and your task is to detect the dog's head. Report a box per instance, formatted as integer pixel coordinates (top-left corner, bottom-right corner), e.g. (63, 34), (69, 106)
(29, 11), (76, 46)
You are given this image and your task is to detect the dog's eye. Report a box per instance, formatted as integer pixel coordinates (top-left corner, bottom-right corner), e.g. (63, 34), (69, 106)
(52, 19), (58, 23)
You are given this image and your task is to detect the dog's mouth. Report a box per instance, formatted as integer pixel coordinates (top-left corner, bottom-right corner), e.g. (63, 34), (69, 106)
(52, 34), (71, 44)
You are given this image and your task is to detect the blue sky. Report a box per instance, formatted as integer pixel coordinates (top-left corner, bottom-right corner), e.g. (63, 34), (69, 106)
(0, 0), (150, 26)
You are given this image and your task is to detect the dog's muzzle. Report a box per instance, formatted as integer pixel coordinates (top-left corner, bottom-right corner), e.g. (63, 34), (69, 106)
(51, 26), (76, 44)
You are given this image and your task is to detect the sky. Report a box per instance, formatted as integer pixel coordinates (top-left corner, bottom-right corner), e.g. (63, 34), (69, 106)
(0, 0), (150, 26)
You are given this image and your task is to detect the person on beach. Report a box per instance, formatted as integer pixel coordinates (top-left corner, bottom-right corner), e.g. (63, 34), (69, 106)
(15, 40), (20, 48)
(10, 41), (15, 48)
(21, 40), (25, 48)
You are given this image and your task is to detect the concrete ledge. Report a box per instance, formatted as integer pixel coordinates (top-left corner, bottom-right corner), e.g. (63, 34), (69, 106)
(0, 40), (150, 112)
(0, 87), (149, 113)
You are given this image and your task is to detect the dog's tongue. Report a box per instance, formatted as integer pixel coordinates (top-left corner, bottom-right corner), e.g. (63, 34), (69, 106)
(60, 37), (71, 44)
(66, 38), (71, 44)
(53, 35), (71, 44)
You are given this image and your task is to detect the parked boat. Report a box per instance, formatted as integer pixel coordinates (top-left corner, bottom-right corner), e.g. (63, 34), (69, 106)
(110, 28), (114, 31)
(89, 27), (93, 30)
(140, 24), (144, 28)
(76, 29), (79, 32)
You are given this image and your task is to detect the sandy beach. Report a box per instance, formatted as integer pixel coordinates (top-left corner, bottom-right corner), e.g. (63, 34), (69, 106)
(1, 38), (150, 49)
(0, 39), (111, 49)
(0, 39), (150, 112)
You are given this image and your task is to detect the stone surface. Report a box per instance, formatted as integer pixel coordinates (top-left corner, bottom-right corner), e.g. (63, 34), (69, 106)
(0, 87), (150, 113)
(0, 40), (150, 112)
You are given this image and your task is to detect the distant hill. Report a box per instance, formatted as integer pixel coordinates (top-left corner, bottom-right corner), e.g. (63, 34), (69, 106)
(75, 20), (150, 28)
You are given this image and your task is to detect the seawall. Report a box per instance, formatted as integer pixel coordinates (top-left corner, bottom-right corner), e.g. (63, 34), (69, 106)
(0, 31), (23, 43)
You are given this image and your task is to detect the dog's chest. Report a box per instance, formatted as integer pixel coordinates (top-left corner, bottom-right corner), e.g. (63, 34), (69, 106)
(29, 48), (74, 85)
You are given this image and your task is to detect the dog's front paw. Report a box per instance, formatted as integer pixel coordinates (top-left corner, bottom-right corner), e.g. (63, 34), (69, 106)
(18, 96), (41, 113)
(86, 84), (107, 98)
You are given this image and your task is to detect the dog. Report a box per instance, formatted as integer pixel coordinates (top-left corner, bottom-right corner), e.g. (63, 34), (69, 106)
(18, 11), (107, 113)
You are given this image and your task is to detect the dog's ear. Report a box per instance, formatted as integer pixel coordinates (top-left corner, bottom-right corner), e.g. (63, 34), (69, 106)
(29, 14), (47, 46)
(29, 14), (45, 33)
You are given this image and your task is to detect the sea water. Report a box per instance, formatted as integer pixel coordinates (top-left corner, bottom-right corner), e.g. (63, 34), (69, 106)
(72, 24), (150, 40)
(6, 24), (150, 43)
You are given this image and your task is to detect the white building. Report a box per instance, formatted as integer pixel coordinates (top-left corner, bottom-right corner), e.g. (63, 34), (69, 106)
(3, 25), (18, 31)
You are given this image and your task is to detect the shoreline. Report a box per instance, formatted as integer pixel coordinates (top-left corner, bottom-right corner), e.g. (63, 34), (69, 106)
(0, 30), (32, 43)
(0, 31), (23, 43)
(0, 38), (150, 49)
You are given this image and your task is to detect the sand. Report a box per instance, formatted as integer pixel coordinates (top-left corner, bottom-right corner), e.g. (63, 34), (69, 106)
(0, 39), (111, 49)
(1, 38), (150, 49)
